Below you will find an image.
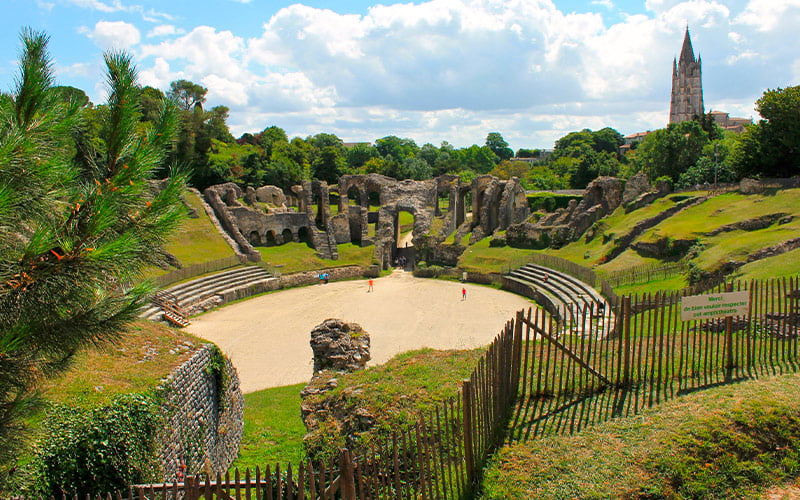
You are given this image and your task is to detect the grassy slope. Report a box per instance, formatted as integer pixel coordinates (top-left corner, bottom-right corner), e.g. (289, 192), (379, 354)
(539, 189), (800, 291)
(38, 321), (200, 409)
(482, 373), (800, 500)
(234, 383), (308, 469)
(257, 241), (375, 274)
(142, 191), (236, 280)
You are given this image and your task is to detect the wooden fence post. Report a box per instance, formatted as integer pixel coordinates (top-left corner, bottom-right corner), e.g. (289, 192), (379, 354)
(462, 379), (475, 493)
(622, 296), (632, 387)
(725, 282), (735, 380)
(340, 449), (357, 500)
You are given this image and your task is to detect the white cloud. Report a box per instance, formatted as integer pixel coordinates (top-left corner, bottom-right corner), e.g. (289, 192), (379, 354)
(85, 21), (141, 50)
(147, 24), (184, 38)
(735, 0), (800, 32)
(592, 0), (615, 9)
(64, 0), (172, 21)
(128, 0), (798, 148)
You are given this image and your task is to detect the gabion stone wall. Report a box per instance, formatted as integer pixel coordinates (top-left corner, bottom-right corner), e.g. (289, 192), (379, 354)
(158, 344), (244, 480)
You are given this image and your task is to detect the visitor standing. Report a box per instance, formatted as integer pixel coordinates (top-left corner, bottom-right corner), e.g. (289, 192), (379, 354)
(462, 287), (467, 301)
(368, 279), (374, 292)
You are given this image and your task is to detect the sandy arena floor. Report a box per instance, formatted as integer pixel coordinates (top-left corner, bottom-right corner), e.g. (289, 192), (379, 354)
(186, 270), (534, 393)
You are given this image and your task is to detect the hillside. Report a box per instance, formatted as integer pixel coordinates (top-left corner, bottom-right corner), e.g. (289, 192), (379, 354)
(538, 187), (800, 292)
(481, 372), (800, 499)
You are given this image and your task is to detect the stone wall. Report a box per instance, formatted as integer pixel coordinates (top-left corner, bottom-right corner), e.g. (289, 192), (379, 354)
(278, 265), (367, 288)
(159, 345), (244, 480)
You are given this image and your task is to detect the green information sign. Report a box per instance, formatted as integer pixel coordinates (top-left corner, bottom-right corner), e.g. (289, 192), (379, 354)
(680, 291), (750, 321)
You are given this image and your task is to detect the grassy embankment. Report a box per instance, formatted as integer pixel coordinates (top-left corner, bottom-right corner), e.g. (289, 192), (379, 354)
(234, 348), (484, 469)
(481, 373), (800, 499)
(459, 189), (800, 295)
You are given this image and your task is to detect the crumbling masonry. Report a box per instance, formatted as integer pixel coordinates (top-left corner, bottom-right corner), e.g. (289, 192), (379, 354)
(203, 174), (530, 269)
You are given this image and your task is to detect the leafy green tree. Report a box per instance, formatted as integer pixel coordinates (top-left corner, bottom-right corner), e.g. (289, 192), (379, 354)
(632, 120), (708, 182)
(0, 30), (185, 473)
(258, 125), (288, 159)
(312, 145), (346, 183)
(485, 132), (513, 161)
(344, 143), (378, 170)
(167, 79), (207, 111)
(489, 160), (530, 181)
(139, 86), (165, 123)
(375, 135), (419, 161)
(516, 148), (540, 158)
(395, 156), (432, 180)
(732, 86), (800, 178)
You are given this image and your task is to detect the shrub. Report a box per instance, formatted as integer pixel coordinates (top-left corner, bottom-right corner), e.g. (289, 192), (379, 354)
(31, 394), (163, 497)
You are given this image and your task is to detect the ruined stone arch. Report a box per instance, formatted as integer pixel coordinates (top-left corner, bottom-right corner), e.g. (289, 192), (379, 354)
(281, 228), (294, 244)
(265, 230), (277, 246)
(247, 230), (261, 246)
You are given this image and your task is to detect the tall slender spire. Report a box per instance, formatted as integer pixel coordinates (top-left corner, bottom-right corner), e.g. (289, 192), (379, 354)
(669, 26), (704, 124)
(679, 27), (695, 65)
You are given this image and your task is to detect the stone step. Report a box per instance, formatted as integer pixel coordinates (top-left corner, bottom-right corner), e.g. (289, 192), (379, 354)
(166, 266), (269, 298)
(523, 264), (607, 306)
(141, 266), (275, 320)
(510, 268), (586, 308)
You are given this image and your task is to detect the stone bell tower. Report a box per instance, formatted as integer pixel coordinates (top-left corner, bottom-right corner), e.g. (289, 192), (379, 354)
(669, 27), (704, 124)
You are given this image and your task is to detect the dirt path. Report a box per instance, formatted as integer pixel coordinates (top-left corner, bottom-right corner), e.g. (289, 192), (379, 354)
(186, 271), (533, 393)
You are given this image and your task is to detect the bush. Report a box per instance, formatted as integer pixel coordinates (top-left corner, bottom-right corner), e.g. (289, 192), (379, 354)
(30, 394), (163, 497)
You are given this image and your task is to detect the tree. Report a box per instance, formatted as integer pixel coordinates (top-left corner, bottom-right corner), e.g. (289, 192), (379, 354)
(632, 120), (708, 182)
(375, 136), (418, 161)
(312, 146), (346, 183)
(732, 86), (800, 178)
(166, 79), (207, 111)
(485, 132), (513, 161)
(0, 30), (186, 473)
(344, 143), (378, 170)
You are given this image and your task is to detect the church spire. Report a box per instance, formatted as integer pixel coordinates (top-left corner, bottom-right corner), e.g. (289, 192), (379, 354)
(679, 27), (695, 65)
(670, 26), (704, 124)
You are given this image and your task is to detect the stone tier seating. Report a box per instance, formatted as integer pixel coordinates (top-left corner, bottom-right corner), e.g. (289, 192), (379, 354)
(141, 266), (278, 322)
(151, 290), (190, 327)
(505, 264), (614, 337)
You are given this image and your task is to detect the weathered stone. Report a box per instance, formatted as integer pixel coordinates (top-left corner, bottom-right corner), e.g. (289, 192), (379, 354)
(309, 318), (371, 374)
(622, 172), (651, 205)
(255, 185), (287, 206)
(244, 186), (256, 205)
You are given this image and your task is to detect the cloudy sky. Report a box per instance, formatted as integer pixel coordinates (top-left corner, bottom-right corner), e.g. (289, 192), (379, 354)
(1, 0), (798, 150)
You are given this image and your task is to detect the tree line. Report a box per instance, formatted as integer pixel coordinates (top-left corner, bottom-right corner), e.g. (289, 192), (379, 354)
(52, 74), (799, 194)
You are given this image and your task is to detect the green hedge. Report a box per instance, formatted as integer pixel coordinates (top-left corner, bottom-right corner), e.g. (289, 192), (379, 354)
(20, 393), (163, 497)
(526, 193), (582, 212)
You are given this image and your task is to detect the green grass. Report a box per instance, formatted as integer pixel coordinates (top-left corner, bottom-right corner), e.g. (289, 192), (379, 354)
(257, 241), (375, 274)
(638, 189), (800, 243)
(167, 192), (236, 266)
(735, 247), (800, 282)
(457, 237), (535, 273)
(233, 384), (307, 469)
(550, 195), (683, 266)
(481, 372), (800, 499)
(302, 348), (485, 461)
(39, 321), (199, 409)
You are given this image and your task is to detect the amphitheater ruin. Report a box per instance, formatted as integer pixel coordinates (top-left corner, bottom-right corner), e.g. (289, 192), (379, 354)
(202, 173), (530, 268)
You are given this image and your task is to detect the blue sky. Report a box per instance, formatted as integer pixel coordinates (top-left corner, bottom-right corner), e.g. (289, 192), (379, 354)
(2, 0), (798, 150)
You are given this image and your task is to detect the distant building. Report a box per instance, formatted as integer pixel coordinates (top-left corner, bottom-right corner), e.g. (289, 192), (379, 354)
(343, 142), (372, 148)
(619, 131), (651, 155)
(707, 110), (752, 133)
(669, 28), (704, 124)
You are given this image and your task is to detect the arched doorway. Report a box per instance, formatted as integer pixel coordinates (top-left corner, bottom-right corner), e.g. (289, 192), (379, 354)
(248, 231), (261, 246)
(265, 230), (277, 246)
(394, 209), (415, 270)
(281, 228), (294, 244)
(298, 226), (312, 246)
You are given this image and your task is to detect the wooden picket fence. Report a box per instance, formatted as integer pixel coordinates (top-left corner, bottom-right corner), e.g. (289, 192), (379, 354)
(12, 276), (798, 500)
(153, 255), (245, 289)
(601, 262), (687, 287)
